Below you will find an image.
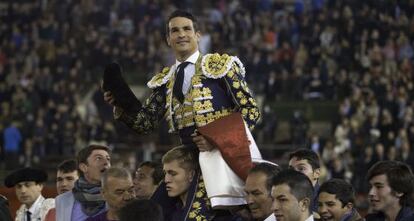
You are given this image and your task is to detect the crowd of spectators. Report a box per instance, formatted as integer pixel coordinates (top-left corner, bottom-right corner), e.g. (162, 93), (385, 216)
(1, 0), (414, 195)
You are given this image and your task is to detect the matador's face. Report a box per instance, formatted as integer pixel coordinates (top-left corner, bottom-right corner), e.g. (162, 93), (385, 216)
(166, 16), (200, 61)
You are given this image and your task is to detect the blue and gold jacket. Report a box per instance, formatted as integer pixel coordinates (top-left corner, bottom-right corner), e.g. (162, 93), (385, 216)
(117, 53), (260, 137)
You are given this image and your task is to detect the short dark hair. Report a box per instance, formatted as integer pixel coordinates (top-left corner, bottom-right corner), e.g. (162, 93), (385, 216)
(289, 148), (320, 170)
(77, 144), (110, 176)
(57, 159), (77, 173)
(119, 199), (163, 221)
(138, 161), (164, 185)
(249, 162), (282, 192)
(367, 160), (414, 207)
(272, 169), (314, 211)
(318, 179), (355, 207)
(165, 10), (198, 36)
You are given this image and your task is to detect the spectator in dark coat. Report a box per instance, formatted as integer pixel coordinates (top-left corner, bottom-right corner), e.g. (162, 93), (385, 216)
(0, 195), (12, 221)
(365, 161), (414, 221)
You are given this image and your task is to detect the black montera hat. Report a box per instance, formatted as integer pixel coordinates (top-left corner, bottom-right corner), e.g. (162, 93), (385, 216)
(102, 62), (142, 114)
(4, 167), (47, 188)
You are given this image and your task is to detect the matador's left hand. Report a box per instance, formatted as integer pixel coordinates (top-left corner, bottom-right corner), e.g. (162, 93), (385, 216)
(192, 134), (215, 152)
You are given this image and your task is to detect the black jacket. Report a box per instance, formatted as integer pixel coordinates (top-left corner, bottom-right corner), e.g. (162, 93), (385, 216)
(365, 207), (413, 221)
(0, 195), (12, 221)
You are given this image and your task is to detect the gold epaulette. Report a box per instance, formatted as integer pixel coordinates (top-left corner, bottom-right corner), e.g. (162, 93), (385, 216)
(201, 53), (246, 79)
(147, 67), (172, 89)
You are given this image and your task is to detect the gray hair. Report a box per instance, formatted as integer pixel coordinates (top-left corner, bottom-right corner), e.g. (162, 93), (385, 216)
(101, 167), (132, 189)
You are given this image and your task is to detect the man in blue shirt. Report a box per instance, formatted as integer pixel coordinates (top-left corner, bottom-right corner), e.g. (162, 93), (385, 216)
(3, 120), (22, 169)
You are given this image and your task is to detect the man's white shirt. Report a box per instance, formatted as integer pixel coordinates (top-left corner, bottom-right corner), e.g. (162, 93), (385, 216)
(174, 50), (199, 95)
(304, 215), (314, 221)
(263, 214), (313, 221)
(15, 195), (55, 221)
(264, 213), (276, 221)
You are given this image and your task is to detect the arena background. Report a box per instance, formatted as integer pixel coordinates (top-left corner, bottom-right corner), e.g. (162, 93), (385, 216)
(1, 0), (414, 218)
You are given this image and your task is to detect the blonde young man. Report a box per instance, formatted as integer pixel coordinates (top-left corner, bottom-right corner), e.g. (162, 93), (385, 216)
(160, 145), (214, 221)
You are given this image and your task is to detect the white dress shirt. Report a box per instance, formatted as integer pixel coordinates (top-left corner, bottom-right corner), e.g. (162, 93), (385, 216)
(264, 213), (276, 221)
(304, 215), (314, 221)
(15, 195), (55, 221)
(174, 50), (200, 95)
(25, 195), (43, 221)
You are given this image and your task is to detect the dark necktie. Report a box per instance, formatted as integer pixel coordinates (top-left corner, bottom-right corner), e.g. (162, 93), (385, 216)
(173, 62), (190, 103)
(26, 211), (31, 221)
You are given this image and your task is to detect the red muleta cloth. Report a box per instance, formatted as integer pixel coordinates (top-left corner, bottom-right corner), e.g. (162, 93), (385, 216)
(197, 112), (253, 181)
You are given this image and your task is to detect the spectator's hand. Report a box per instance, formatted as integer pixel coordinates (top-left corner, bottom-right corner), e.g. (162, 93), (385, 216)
(103, 91), (116, 106)
(192, 133), (215, 152)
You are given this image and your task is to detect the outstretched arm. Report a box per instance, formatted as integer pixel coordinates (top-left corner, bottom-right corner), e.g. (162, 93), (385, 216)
(104, 87), (167, 134)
